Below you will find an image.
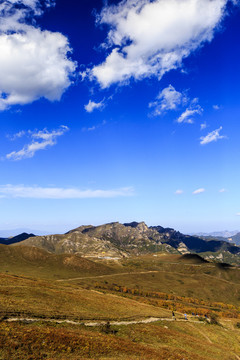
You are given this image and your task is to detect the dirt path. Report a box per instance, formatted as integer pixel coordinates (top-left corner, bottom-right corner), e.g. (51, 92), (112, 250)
(5, 316), (240, 360)
(56, 269), (240, 288)
(56, 270), (159, 282)
(5, 316), (204, 327)
(188, 322), (213, 344)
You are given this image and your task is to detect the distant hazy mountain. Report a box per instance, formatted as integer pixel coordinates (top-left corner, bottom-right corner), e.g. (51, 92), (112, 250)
(191, 230), (239, 238)
(0, 232), (36, 245)
(229, 232), (240, 246)
(0, 228), (46, 237)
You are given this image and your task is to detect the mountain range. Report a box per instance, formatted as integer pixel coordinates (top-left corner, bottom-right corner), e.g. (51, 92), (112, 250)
(191, 230), (239, 238)
(4, 221), (239, 265)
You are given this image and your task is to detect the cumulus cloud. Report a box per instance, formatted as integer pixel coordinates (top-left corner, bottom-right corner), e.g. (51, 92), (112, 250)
(88, 0), (230, 88)
(0, 184), (134, 199)
(193, 188), (205, 194)
(84, 100), (105, 113)
(6, 125), (69, 160)
(0, 0), (76, 110)
(149, 85), (187, 116)
(200, 126), (226, 145)
(177, 99), (203, 124)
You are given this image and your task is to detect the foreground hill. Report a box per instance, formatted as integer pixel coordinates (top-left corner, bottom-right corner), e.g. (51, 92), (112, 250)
(13, 222), (240, 264)
(0, 244), (115, 279)
(1, 249), (240, 360)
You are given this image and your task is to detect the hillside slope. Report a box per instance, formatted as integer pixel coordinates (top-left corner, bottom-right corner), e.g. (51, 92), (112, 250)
(0, 244), (115, 279)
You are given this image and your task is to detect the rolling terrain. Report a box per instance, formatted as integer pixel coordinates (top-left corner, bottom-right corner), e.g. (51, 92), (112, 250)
(1, 223), (240, 359)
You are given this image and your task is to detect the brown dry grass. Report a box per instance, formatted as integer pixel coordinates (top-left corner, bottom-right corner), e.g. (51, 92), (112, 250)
(0, 321), (209, 360)
(0, 273), (169, 320)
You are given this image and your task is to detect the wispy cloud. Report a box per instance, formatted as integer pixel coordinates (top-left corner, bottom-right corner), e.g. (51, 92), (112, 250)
(175, 189), (184, 195)
(219, 188), (227, 193)
(200, 126), (226, 145)
(0, 184), (134, 199)
(193, 188), (205, 195)
(84, 99), (105, 113)
(6, 125), (69, 160)
(177, 99), (203, 124)
(200, 122), (207, 131)
(86, 0), (231, 88)
(149, 85), (187, 116)
(213, 104), (220, 110)
(236, 213), (240, 216)
(7, 130), (26, 141)
(82, 120), (106, 132)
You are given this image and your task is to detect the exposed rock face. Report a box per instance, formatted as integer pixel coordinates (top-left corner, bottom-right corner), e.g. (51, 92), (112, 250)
(177, 242), (190, 255)
(13, 222), (173, 257)
(11, 221), (240, 260)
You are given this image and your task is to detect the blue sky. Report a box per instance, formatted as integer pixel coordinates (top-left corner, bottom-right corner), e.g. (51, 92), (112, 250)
(0, 0), (240, 234)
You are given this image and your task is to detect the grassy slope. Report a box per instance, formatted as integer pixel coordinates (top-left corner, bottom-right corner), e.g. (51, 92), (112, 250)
(0, 273), (172, 320)
(73, 254), (240, 306)
(1, 318), (240, 359)
(1, 247), (240, 359)
(0, 244), (118, 279)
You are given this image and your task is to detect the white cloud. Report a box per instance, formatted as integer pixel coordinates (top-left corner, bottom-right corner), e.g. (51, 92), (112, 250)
(236, 213), (240, 216)
(6, 125), (69, 160)
(219, 188), (227, 193)
(0, 0), (76, 110)
(200, 126), (226, 145)
(0, 184), (134, 199)
(88, 0), (230, 88)
(193, 188), (205, 194)
(200, 122), (207, 130)
(7, 130), (26, 141)
(82, 120), (106, 132)
(213, 104), (220, 110)
(149, 85), (187, 116)
(177, 99), (203, 123)
(84, 100), (105, 113)
(175, 189), (184, 195)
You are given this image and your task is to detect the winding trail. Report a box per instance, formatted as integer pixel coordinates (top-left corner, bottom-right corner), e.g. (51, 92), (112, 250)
(56, 270), (159, 282)
(4, 316), (240, 360)
(5, 316), (204, 327)
(188, 322), (213, 344)
(56, 268), (240, 288)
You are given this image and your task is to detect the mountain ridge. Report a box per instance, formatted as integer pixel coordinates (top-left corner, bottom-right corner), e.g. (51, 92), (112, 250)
(10, 222), (240, 264)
